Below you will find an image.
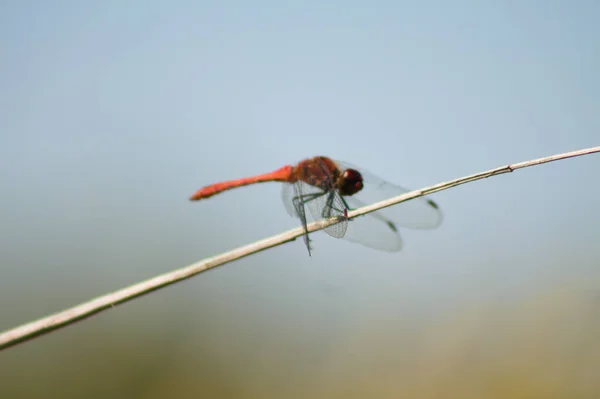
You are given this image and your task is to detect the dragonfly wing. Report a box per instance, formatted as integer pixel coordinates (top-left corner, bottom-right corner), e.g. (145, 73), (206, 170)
(281, 183), (300, 217)
(341, 196), (403, 251)
(335, 160), (443, 229)
(291, 181), (348, 239)
(281, 180), (314, 254)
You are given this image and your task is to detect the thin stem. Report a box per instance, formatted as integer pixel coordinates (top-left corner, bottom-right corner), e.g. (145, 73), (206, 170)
(1, 146), (599, 351)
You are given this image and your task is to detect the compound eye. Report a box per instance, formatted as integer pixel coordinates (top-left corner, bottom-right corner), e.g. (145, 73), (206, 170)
(341, 169), (363, 194)
(344, 169), (360, 182)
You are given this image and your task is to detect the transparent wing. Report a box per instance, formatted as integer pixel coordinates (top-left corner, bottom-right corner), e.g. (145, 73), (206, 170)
(302, 182), (348, 239)
(335, 160), (443, 229)
(282, 182), (313, 254)
(282, 181), (348, 239)
(281, 183), (299, 217)
(342, 196), (403, 252)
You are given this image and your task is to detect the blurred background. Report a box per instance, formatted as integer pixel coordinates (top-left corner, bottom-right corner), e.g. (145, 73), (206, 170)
(1, 1), (599, 398)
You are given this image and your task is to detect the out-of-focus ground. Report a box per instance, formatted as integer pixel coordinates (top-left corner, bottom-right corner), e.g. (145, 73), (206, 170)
(1, 278), (599, 398)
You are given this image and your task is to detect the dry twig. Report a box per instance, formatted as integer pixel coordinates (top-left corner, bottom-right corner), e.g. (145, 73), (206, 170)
(1, 146), (599, 351)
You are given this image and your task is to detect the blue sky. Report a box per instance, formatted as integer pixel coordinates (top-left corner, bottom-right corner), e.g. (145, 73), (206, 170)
(1, 0), (599, 369)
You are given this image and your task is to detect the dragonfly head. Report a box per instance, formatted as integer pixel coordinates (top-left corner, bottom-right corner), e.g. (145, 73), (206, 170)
(337, 168), (364, 196)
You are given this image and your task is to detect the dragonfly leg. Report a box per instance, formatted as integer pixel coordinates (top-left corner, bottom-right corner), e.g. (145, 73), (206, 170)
(291, 192), (325, 256)
(340, 196), (355, 211)
(291, 192), (324, 213)
(339, 196), (368, 221)
(291, 196), (311, 255)
(321, 193), (348, 218)
(321, 193), (335, 218)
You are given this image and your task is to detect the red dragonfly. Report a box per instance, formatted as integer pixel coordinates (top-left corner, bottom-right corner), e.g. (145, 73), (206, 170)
(190, 156), (442, 255)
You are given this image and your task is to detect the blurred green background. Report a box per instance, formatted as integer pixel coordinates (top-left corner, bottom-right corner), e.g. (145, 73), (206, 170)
(1, 1), (599, 398)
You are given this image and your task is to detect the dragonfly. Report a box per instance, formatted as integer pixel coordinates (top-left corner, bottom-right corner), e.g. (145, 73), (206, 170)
(189, 156), (442, 255)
